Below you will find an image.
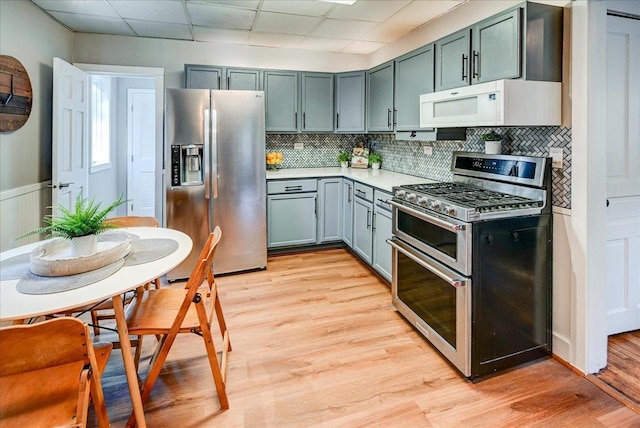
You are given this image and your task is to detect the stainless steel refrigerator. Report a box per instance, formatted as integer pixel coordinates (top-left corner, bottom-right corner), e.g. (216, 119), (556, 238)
(165, 89), (266, 280)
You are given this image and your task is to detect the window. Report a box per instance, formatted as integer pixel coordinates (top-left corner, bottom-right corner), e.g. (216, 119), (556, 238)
(90, 76), (111, 172)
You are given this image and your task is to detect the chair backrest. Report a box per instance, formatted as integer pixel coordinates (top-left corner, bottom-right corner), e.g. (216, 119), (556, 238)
(0, 317), (109, 427)
(105, 216), (159, 228)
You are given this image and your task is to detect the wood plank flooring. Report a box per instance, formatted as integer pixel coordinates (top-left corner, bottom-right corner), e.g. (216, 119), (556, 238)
(92, 249), (640, 427)
(595, 331), (640, 409)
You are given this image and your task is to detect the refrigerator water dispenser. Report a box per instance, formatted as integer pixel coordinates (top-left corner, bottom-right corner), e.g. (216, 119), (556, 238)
(171, 144), (204, 186)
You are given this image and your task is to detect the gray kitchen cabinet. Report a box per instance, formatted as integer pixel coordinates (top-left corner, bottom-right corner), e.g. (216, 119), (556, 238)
(264, 70), (299, 132)
(342, 179), (354, 247)
(301, 73), (334, 132)
(317, 178), (342, 243)
(435, 28), (471, 91)
(372, 190), (393, 282)
(267, 179), (317, 248)
(185, 64), (223, 89)
(352, 183), (374, 264)
(366, 61), (394, 132)
(226, 68), (261, 90)
(335, 72), (365, 133)
(435, 3), (562, 91)
(394, 44), (434, 131)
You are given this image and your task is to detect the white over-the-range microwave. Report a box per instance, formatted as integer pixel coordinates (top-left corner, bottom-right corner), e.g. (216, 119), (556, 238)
(419, 79), (561, 128)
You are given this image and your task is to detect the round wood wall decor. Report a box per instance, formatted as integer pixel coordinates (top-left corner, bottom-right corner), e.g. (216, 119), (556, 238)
(0, 55), (33, 133)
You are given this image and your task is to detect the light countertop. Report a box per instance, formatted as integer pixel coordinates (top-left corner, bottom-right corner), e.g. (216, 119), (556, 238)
(266, 167), (436, 193)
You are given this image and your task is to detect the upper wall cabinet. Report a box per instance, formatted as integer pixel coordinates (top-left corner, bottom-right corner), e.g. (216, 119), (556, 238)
(301, 72), (334, 133)
(366, 61), (394, 132)
(435, 2), (562, 92)
(264, 70), (299, 132)
(226, 68), (261, 90)
(335, 72), (365, 133)
(185, 65), (261, 90)
(394, 44), (434, 131)
(185, 64), (223, 89)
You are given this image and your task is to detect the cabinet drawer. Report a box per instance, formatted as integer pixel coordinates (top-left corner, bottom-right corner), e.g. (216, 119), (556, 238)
(374, 189), (393, 211)
(354, 183), (373, 202)
(268, 179), (317, 194)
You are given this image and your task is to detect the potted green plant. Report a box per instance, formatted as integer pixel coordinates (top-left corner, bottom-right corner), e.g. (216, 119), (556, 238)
(368, 152), (383, 169)
(18, 194), (126, 257)
(480, 130), (502, 154)
(337, 150), (352, 168)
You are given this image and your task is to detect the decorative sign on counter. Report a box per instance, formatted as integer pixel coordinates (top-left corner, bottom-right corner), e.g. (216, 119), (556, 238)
(351, 146), (369, 169)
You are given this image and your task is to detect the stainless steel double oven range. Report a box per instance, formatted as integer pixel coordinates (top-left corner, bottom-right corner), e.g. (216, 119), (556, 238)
(388, 152), (552, 380)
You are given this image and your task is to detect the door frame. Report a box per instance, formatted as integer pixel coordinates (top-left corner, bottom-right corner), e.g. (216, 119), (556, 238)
(73, 64), (165, 225)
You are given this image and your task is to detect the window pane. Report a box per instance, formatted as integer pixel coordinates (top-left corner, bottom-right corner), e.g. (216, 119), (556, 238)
(90, 76), (111, 168)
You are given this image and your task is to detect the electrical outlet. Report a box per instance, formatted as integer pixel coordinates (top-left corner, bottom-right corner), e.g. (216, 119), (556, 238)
(294, 142), (304, 150)
(423, 146), (433, 155)
(549, 147), (563, 169)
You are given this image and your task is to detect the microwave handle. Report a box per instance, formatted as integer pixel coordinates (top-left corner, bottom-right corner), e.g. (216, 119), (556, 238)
(388, 239), (463, 288)
(388, 200), (465, 233)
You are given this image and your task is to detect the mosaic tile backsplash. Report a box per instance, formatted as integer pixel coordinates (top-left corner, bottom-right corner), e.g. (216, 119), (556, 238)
(266, 126), (572, 209)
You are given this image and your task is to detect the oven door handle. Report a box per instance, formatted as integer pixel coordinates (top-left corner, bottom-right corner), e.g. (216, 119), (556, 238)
(388, 200), (465, 232)
(387, 239), (464, 288)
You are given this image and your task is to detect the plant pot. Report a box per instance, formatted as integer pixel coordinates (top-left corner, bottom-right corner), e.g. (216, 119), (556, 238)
(371, 162), (381, 170)
(484, 140), (502, 154)
(71, 234), (98, 257)
(340, 161), (348, 168)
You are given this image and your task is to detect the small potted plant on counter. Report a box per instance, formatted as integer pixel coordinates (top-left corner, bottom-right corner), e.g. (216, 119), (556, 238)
(368, 152), (383, 170)
(337, 150), (352, 168)
(17, 194), (126, 257)
(480, 130), (502, 154)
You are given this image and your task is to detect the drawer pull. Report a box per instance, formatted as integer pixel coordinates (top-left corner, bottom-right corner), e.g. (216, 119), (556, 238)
(285, 186), (303, 191)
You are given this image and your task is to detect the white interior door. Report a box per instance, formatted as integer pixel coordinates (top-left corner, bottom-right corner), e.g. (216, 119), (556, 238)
(605, 15), (640, 335)
(52, 58), (89, 213)
(127, 89), (156, 217)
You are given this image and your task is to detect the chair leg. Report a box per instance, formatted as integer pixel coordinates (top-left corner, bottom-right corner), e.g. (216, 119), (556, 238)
(133, 335), (143, 372)
(91, 310), (100, 336)
(195, 300), (229, 409)
(213, 293), (232, 352)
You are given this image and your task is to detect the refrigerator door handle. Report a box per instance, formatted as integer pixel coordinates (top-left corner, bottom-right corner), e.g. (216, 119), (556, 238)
(204, 109), (211, 200)
(210, 107), (219, 200)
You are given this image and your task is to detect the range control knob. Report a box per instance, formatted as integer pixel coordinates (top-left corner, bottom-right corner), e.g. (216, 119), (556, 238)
(444, 205), (457, 216)
(429, 200), (441, 210)
(406, 193), (417, 202)
(395, 189), (407, 199)
(417, 197), (428, 206)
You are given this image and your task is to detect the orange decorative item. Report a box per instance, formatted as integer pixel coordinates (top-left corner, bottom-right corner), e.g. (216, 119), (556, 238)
(266, 151), (283, 170)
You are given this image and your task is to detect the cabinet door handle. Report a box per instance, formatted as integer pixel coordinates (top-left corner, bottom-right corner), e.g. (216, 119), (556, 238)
(336, 113), (339, 129)
(227, 76), (230, 89)
(347, 184), (352, 203)
(387, 108), (392, 128)
(472, 51), (479, 79)
(393, 109), (397, 126)
(303, 112), (306, 129)
(372, 212), (376, 231)
(218, 76), (221, 89)
(285, 186), (303, 191)
(462, 54), (468, 81)
(367, 209), (371, 229)
(295, 112), (298, 128)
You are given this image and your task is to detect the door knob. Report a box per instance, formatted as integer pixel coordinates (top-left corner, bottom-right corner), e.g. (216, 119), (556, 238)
(606, 199), (610, 207)
(58, 182), (73, 188)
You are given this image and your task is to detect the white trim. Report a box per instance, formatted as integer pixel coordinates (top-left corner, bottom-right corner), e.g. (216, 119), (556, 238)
(552, 206), (571, 216)
(0, 181), (51, 201)
(73, 63), (164, 76)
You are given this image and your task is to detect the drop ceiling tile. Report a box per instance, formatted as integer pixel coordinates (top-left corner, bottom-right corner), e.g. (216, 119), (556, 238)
(328, 0), (411, 22)
(108, 0), (188, 24)
(187, 0), (260, 9)
(193, 26), (250, 44)
(261, 0), (334, 16)
(297, 36), (352, 52)
(187, 3), (256, 30)
(249, 32), (304, 49)
(341, 40), (386, 55)
(311, 19), (377, 40)
(31, 0), (120, 17)
(253, 12), (322, 36)
(388, 0), (463, 26)
(126, 19), (192, 39)
(361, 22), (416, 43)
(48, 10), (136, 35)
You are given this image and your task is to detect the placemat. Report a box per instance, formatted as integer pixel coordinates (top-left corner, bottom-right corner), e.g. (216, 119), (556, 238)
(17, 259), (125, 295)
(0, 253), (31, 280)
(124, 239), (179, 266)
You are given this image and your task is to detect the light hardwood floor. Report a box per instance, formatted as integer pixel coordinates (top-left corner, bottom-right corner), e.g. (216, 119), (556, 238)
(93, 249), (640, 427)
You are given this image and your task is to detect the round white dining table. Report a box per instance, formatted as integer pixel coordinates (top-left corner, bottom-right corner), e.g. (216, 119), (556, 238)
(0, 226), (193, 428)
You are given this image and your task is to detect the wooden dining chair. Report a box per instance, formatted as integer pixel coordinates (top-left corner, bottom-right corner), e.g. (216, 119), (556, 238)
(0, 317), (112, 428)
(124, 226), (231, 426)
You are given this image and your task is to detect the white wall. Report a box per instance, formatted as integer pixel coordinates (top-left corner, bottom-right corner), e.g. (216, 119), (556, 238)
(73, 34), (368, 89)
(0, 0), (73, 192)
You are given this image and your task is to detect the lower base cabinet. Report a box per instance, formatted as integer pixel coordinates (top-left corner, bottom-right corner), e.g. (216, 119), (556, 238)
(267, 180), (317, 248)
(372, 190), (393, 282)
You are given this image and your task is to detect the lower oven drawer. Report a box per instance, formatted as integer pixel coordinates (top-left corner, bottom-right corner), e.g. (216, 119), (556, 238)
(388, 237), (471, 377)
